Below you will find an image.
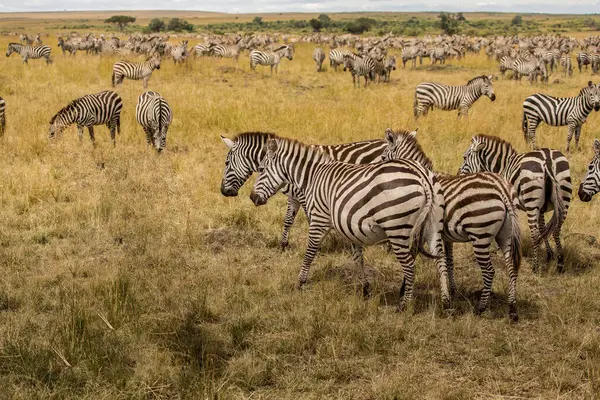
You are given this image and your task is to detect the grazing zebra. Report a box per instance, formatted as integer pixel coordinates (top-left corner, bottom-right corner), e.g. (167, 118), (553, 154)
(249, 45), (294, 74)
(522, 81), (600, 152)
(112, 52), (161, 89)
(578, 139), (600, 202)
(208, 39), (246, 60)
(6, 43), (52, 65)
(414, 75), (496, 118)
(329, 48), (353, 71)
(193, 43), (210, 58)
(0, 96), (5, 135)
(171, 40), (188, 65)
(382, 129), (521, 321)
(312, 47), (325, 72)
(343, 53), (375, 88)
(250, 137), (450, 310)
(374, 56), (396, 83)
(136, 91), (173, 153)
(577, 52), (593, 73)
(220, 132), (389, 249)
(401, 46), (422, 68)
(511, 58), (547, 83)
(49, 90), (123, 147)
(460, 135), (571, 273)
(560, 54), (573, 77)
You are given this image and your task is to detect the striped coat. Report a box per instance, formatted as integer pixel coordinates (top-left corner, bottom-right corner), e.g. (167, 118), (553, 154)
(136, 91), (173, 152)
(343, 53), (375, 88)
(312, 47), (325, 71)
(249, 45), (294, 74)
(112, 52), (162, 89)
(6, 43), (52, 65)
(0, 96), (5, 135)
(208, 40), (246, 60)
(329, 48), (353, 71)
(578, 139), (600, 202)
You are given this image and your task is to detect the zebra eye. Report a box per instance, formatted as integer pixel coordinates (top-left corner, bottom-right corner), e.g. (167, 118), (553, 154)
(258, 166), (265, 173)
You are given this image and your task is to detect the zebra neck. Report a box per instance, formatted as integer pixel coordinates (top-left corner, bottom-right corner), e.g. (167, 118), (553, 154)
(578, 94), (595, 114)
(502, 154), (524, 183)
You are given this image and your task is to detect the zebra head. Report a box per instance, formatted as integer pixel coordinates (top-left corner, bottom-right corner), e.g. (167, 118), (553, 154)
(284, 45), (294, 60)
(6, 43), (19, 57)
(149, 52), (162, 70)
(582, 81), (600, 112)
(250, 139), (286, 206)
(470, 75), (496, 101)
(380, 128), (433, 169)
(578, 139), (600, 202)
(459, 137), (487, 174)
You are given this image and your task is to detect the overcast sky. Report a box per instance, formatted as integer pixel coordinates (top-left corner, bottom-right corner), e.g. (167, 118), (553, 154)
(0, 0), (598, 14)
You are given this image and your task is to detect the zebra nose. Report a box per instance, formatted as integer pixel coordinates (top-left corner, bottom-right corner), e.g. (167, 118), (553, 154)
(490, 94), (496, 101)
(250, 191), (266, 206)
(578, 185), (593, 202)
(221, 183), (238, 197)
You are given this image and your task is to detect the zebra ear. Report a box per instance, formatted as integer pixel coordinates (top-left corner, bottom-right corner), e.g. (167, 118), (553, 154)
(220, 135), (235, 149)
(267, 139), (278, 155)
(594, 139), (600, 155)
(473, 142), (485, 152)
(408, 128), (418, 138)
(589, 81), (593, 87)
(385, 129), (396, 145)
(487, 75), (493, 81)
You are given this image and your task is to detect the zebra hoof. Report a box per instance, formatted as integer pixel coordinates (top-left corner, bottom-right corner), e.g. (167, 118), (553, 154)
(474, 306), (486, 317)
(557, 263), (565, 274)
(362, 281), (371, 298)
(509, 304), (519, 323)
(296, 280), (308, 291)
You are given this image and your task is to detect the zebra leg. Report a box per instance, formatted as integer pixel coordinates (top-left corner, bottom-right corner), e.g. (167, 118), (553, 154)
(553, 224), (565, 273)
(527, 121), (539, 150)
(575, 124), (582, 151)
(280, 197), (301, 250)
(143, 77), (149, 89)
(87, 126), (96, 145)
(497, 236), (519, 322)
(77, 125), (84, 141)
(528, 211), (541, 273)
(297, 223), (330, 288)
(566, 122), (576, 154)
(351, 243), (370, 297)
(538, 213), (554, 263)
(388, 240), (417, 312)
(144, 128), (152, 146)
(472, 242), (495, 316)
(444, 240), (456, 296)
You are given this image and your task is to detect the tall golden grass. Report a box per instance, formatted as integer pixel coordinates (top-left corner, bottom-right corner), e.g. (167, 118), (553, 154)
(0, 31), (600, 398)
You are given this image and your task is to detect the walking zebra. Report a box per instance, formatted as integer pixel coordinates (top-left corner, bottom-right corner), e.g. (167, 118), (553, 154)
(460, 135), (571, 273)
(578, 139), (600, 202)
(49, 90), (123, 147)
(343, 53), (375, 88)
(249, 45), (294, 74)
(208, 39), (246, 60)
(560, 54), (573, 77)
(136, 91), (173, 153)
(250, 137), (450, 310)
(522, 81), (600, 152)
(220, 132), (389, 249)
(329, 48), (353, 71)
(171, 40), (188, 65)
(382, 129), (521, 321)
(414, 75), (496, 118)
(577, 52), (593, 73)
(112, 52), (161, 89)
(6, 43), (52, 65)
(0, 97), (5, 135)
(312, 47), (325, 72)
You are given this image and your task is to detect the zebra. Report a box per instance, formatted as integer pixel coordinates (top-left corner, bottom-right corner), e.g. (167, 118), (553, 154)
(329, 48), (353, 71)
(460, 134), (572, 273)
(401, 46), (422, 68)
(48, 90), (123, 147)
(249, 45), (294, 74)
(343, 53), (375, 88)
(250, 137), (450, 311)
(312, 47), (325, 72)
(429, 46), (446, 65)
(34, 34), (42, 46)
(511, 57), (547, 83)
(0, 96), (5, 136)
(171, 40), (188, 65)
(220, 132), (389, 249)
(577, 52), (593, 73)
(522, 81), (600, 152)
(136, 91), (173, 153)
(381, 129), (521, 321)
(560, 54), (573, 77)
(57, 37), (77, 56)
(112, 52), (161, 89)
(6, 43), (52, 65)
(374, 56), (396, 83)
(19, 33), (32, 45)
(208, 39), (246, 60)
(499, 55), (516, 79)
(414, 75), (496, 118)
(578, 139), (600, 202)
(193, 43), (210, 58)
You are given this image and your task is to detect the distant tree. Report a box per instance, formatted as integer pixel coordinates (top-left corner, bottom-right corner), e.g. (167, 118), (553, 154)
(104, 15), (136, 32)
(511, 15), (523, 26)
(346, 18), (376, 35)
(438, 12), (463, 35)
(253, 16), (263, 25)
(167, 18), (194, 32)
(318, 14), (332, 27)
(309, 18), (323, 32)
(148, 18), (165, 33)
(583, 17), (596, 29)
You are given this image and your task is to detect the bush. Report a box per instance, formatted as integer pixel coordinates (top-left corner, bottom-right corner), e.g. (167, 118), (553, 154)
(318, 14), (332, 28)
(104, 15), (136, 32)
(167, 18), (194, 32)
(310, 19), (323, 32)
(346, 18), (376, 34)
(253, 16), (263, 25)
(148, 18), (166, 33)
(512, 15), (523, 26)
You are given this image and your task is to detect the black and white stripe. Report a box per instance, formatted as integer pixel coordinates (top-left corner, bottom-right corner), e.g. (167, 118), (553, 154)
(343, 53), (375, 88)
(250, 137), (450, 310)
(414, 75), (496, 118)
(6, 43), (52, 65)
(49, 90), (123, 147)
(560, 54), (573, 77)
(576, 52), (593, 73)
(382, 129), (521, 321)
(136, 91), (173, 152)
(0, 96), (5, 135)
(171, 40), (188, 65)
(249, 45), (294, 74)
(329, 48), (353, 71)
(112, 52), (161, 89)
(193, 43), (210, 58)
(401, 46), (423, 68)
(511, 57), (547, 83)
(312, 47), (325, 72)
(522, 81), (600, 152)
(374, 56), (396, 83)
(578, 139), (600, 202)
(208, 39), (246, 60)
(460, 134), (572, 273)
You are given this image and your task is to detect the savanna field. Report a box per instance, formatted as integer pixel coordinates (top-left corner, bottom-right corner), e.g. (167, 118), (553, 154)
(1, 18), (600, 399)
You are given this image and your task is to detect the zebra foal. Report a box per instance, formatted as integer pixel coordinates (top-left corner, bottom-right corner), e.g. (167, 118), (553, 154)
(112, 52), (161, 89)
(136, 91), (173, 153)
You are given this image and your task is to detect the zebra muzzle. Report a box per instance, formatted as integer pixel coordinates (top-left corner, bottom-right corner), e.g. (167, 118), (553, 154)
(578, 185), (593, 202)
(250, 191), (266, 206)
(489, 94), (496, 101)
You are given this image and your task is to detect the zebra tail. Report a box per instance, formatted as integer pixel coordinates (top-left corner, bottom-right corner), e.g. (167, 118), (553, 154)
(409, 176), (441, 259)
(111, 71), (116, 87)
(522, 112), (528, 141)
(413, 92), (419, 118)
(501, 186), (522, 273)
(535, 164), (565, 246)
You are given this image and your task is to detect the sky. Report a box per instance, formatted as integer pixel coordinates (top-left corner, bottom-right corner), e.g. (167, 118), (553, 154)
(0, 0), (599, 14)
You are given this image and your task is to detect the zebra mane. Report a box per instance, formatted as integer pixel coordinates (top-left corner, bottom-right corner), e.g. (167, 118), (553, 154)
(8, 43), (22, 47)
(272, 45), (289, 52)
(473, 134), (517, 155)
(466, 75), (490, 85)
(390, 129), (434, 170)
(274, 137), (333, 162)
(232, 131), (278, 144)
(49, 100), (78, 125)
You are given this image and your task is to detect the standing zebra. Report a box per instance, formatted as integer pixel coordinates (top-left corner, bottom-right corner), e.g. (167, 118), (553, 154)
(193, 43), (210, 58)
(250, 137), (450, 310)
(220, 132), (389, 249)
(312, 47), (325, 72)
(0, 96), (5, 136)
(401, 46), (422, 68)
(414, 75), (496, 118)
(208, 39), (246, 60)
(329, 48), (353, 71)
(136, 91), (173, 153)
(560, 54), (573, 77)
(577, 52), (593, 73)
(578, 139), (600, 202)
(49, 90), (123, 147)
(522, 81), (600, 152)
(34, 34), (42, 46)
(460, 135), (571, 273)
(171, 40), (188, 65)
(511, 57), (547, 83)
(6, 43), (52, 65)
(382, 129), (521, 321)
(249, 45), (294, 74)
(374, 56), (396, 83)
(343, 53), (375, 88)
(57, 37), (77, 56)
(112, 52), (161, 89)
(499, 55), (516, 79)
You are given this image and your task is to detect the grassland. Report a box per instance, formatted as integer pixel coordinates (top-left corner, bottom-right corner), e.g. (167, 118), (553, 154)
(0, 25), (600, 399)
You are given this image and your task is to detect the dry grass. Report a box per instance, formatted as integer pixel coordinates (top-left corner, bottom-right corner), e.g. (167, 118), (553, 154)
(0, 29), (600, 399)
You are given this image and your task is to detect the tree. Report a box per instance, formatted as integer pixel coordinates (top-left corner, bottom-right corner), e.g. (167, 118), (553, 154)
(253, 16), (263, 25)
(318, 14), (332, 27)
(438, 12), (463, 35)
(511, 15), (523, 26)
(309, 19), (323, 32)
(167, 18), (194, 32)
(148, 18), (165, 33)
(104, 15), (136, 32)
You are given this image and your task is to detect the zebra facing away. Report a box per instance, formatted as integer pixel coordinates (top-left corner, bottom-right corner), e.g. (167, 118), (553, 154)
(112, 52), (161, 89)
(250, 137), (450, 310)
(578, 139), (600, 202)
(220, 132), (389, 249)
(0, 96), (5, 135)
(136, 91), (173, 153)
(460, 135), (571, 273)
(49, 90), (123, 147)
(329, 48), (354, 71)
(381, 129), (521, 321)
(343, 53), (375, 88)
(312, 47), (325, 72)
(522, 81), (600, 152)
(414, 75), (496, 118)
(249, 45), (294, 74)
(6, 43), (52, 65)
